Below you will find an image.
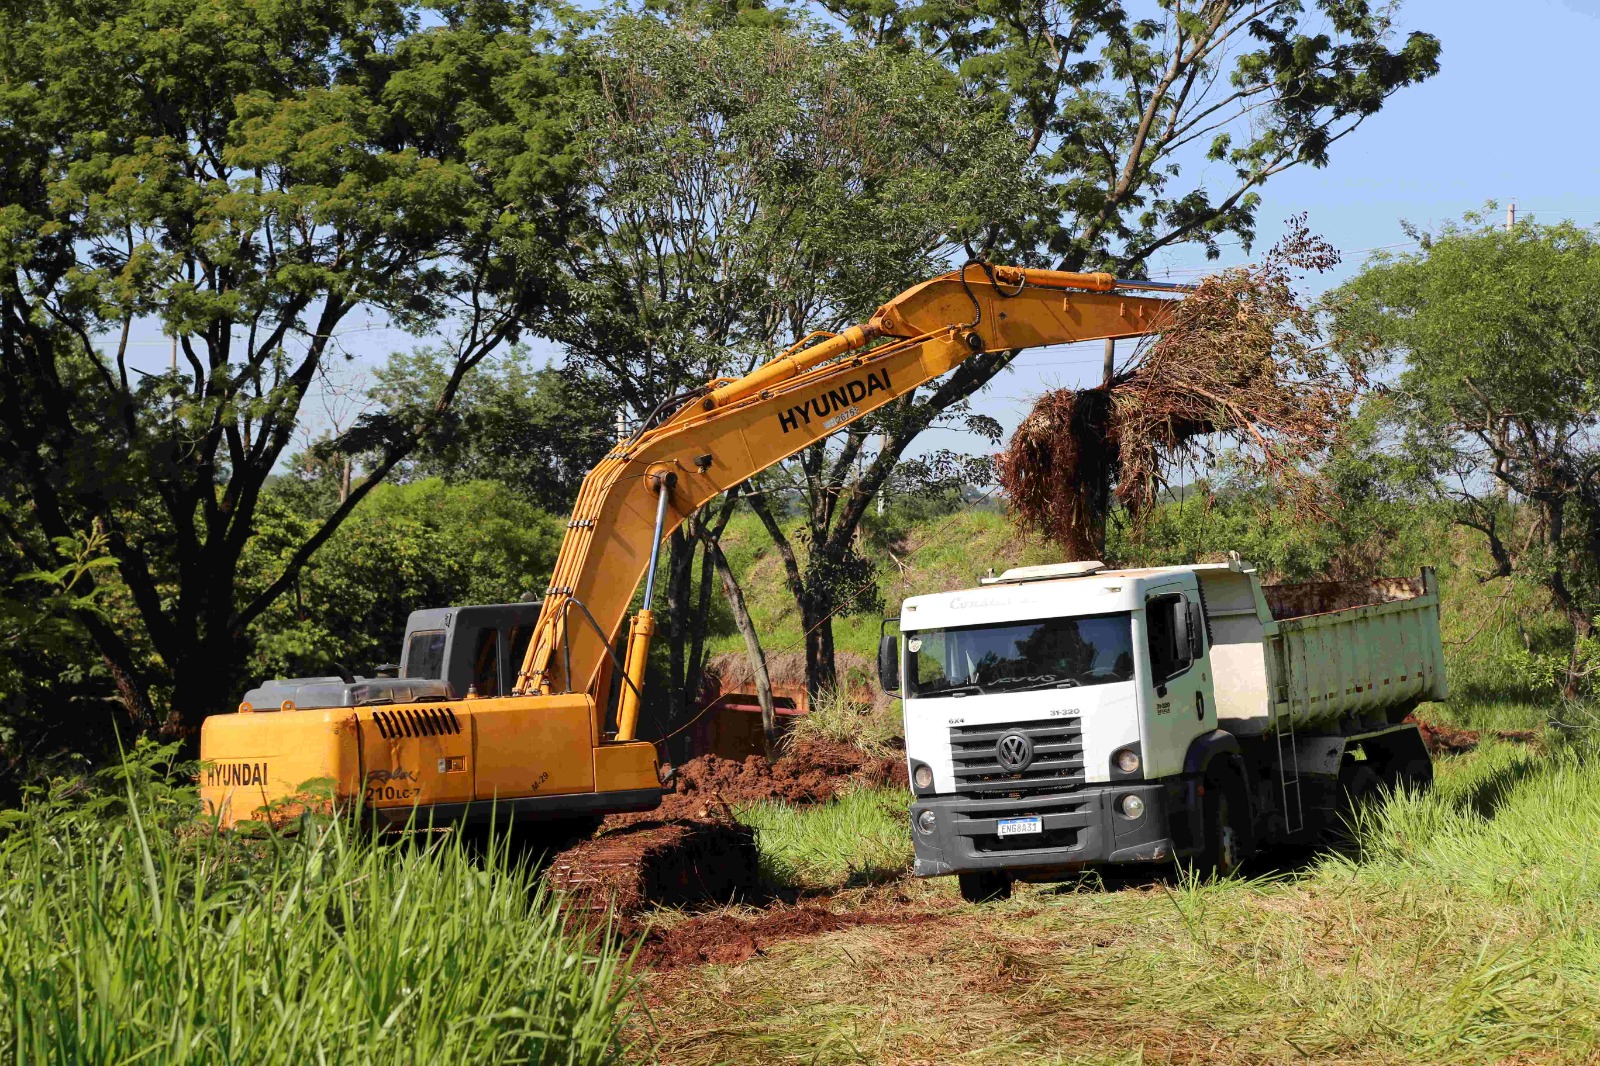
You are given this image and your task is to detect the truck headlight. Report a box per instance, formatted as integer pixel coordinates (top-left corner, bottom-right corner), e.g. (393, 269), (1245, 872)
(916, 810), (937, 835)
(913, 765), (934, 790)
(1114, 748), (1141, 774)
(1118, 794), (1146, 819)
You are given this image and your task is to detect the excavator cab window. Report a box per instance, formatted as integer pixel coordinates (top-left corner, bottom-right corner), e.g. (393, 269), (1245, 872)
(402, 629), (446, 680)
(472, 627), (501, 697)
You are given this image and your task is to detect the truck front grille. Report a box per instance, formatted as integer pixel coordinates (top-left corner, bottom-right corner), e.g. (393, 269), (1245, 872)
(949, 718), (1084, 795)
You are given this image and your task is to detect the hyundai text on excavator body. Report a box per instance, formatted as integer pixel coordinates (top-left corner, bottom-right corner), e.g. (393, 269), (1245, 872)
(198, 265), (1187, 828)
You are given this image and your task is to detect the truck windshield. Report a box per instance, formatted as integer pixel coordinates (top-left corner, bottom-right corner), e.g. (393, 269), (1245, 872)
(906, 613), (1134, 698)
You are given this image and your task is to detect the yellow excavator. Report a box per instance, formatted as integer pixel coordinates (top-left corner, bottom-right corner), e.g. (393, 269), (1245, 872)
(199, 264), (1186, 828)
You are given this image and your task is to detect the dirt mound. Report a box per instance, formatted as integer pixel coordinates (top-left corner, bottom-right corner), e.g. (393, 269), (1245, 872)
(545, 820), (759, 915)
(638, 904), (939, 970)
(1408, 715), (1542, 756)
(670, 738), (908, 808)
(546, 738), (905, 916)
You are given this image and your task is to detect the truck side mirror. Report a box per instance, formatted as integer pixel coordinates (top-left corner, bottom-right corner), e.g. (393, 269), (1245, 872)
(877, 634), (901, 694)
(1187, 601), (1205, 659)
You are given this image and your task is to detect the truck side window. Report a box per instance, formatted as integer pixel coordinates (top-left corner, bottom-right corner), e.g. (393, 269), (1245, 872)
(402, 629), (447, 680)
(472, 627), (501, 697)
(1145, 594), (1193, 682)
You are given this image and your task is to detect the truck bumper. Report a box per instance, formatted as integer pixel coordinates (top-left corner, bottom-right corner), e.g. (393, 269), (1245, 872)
(909, 781), (1191, 878)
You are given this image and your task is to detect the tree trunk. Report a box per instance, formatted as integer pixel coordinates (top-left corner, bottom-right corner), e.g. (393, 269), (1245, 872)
(663, 527), (697, 723)
(706, 537), (778, 758)
(800, 589), (837, 699)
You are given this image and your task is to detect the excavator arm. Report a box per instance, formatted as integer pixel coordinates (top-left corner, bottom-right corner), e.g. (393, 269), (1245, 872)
(197, 263), (1187, 831)
(516, 264), (1187, 730)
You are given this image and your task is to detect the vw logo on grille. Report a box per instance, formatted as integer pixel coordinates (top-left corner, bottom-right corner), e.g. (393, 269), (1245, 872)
(995, 731), (1034, 772)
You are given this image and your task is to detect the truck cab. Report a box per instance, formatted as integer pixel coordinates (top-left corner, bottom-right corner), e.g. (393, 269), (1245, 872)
(887, 562), (1216, 894)
(882, 558), (1442, 901)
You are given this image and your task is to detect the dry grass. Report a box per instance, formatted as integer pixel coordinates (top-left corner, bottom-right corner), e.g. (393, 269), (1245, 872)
(631, 725), (1600, 1065)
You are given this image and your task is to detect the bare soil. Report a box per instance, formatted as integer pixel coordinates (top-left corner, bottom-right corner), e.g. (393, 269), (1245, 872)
(544, 820), (759, 915)
(637, 901), (941, 970)
(1409, 714), (1541, 755)
(546, 738), (906, 915)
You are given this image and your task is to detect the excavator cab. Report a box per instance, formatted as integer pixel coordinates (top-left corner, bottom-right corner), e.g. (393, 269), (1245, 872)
(397, 602), (542, 699)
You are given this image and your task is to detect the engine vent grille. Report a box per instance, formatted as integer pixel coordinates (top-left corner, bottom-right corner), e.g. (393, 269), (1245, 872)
(949, 718), (1084, 795)
(373, 706), (461, 739)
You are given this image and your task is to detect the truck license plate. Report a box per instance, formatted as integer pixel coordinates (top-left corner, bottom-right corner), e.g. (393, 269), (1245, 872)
(996, 815), (1042, 837)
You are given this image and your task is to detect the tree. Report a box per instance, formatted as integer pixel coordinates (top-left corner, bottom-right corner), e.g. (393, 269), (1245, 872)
(550, 6), (1040, 718)
(1332, 214), (1600, 695)
(0, 0), (579, 735)
(371, 347), (618, 514)
(242, 479), (563, 683)
(754, 0), (1440, 693)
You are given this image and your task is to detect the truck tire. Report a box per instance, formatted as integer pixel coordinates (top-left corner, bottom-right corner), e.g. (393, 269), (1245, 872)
(958, 870), (1012, 903)
(1321, 761), (1383, 849)
(1379, 755), (1434, 795)
(1195, 767), (1248, 879)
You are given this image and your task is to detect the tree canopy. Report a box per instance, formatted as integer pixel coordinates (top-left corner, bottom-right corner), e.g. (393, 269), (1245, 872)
(0, 0), (578, 733)
(1333, 214), (1600, 693)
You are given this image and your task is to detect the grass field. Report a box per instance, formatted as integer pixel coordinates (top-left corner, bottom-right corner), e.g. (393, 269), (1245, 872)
(634, 698), (1600, 1064)
(3, 511), (1592, 1063)
(0, 749), (638, 1064)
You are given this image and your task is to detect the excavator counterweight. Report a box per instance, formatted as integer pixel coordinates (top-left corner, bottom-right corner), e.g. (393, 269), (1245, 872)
(199, 264), (1185, 829)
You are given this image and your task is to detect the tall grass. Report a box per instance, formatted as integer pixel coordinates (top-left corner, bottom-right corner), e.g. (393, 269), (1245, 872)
(785, 686), (902, 756)
(0, 743), (634, 1064)
(737, 788), (911, 890)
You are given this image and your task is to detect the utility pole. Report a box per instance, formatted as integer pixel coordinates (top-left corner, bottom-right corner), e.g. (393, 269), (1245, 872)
(1506, 200), (1516, 231)
(1102, 337), (1115, 387)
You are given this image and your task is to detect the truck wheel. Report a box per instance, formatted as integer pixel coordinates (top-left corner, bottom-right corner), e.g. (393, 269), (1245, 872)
(1322, 762), (1383, 849)
(1390, 756), (1434, 795)
(1196, 768), (1248, 879)
(958, 870), (1012, 903)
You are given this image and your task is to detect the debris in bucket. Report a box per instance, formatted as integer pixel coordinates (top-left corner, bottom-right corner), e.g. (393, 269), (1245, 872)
(998, 217), (1362, 556)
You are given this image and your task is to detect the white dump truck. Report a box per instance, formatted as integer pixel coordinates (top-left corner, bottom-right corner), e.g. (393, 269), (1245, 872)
(877, 556), (1446, 901)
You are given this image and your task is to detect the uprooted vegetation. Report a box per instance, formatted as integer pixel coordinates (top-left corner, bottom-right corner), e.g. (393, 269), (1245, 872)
(999, 218), (1365, 557)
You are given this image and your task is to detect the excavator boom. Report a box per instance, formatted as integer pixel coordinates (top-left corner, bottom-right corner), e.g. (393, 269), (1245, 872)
(518, 265), (1184, 712)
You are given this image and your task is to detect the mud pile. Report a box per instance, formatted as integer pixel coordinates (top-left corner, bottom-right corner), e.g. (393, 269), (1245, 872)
(668, 738), (907, 809)
(545, 821), (759, 915)
(1407, 714), (1541, 756)
(546, 739), (908, 915)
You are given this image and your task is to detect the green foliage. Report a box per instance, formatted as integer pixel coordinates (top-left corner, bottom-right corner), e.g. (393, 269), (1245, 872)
(786, 685), (902, 757)
(374, 347), (618, 515)
(243, 479), (562, 682)
(0, 0), (581, 728)
(738, 787), (912, 890)
(813, 0), (1440, 270)
(554, 8), (1042, 416)
(0, 742), (634, 1063)
(1333, 214), (1600, 694)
